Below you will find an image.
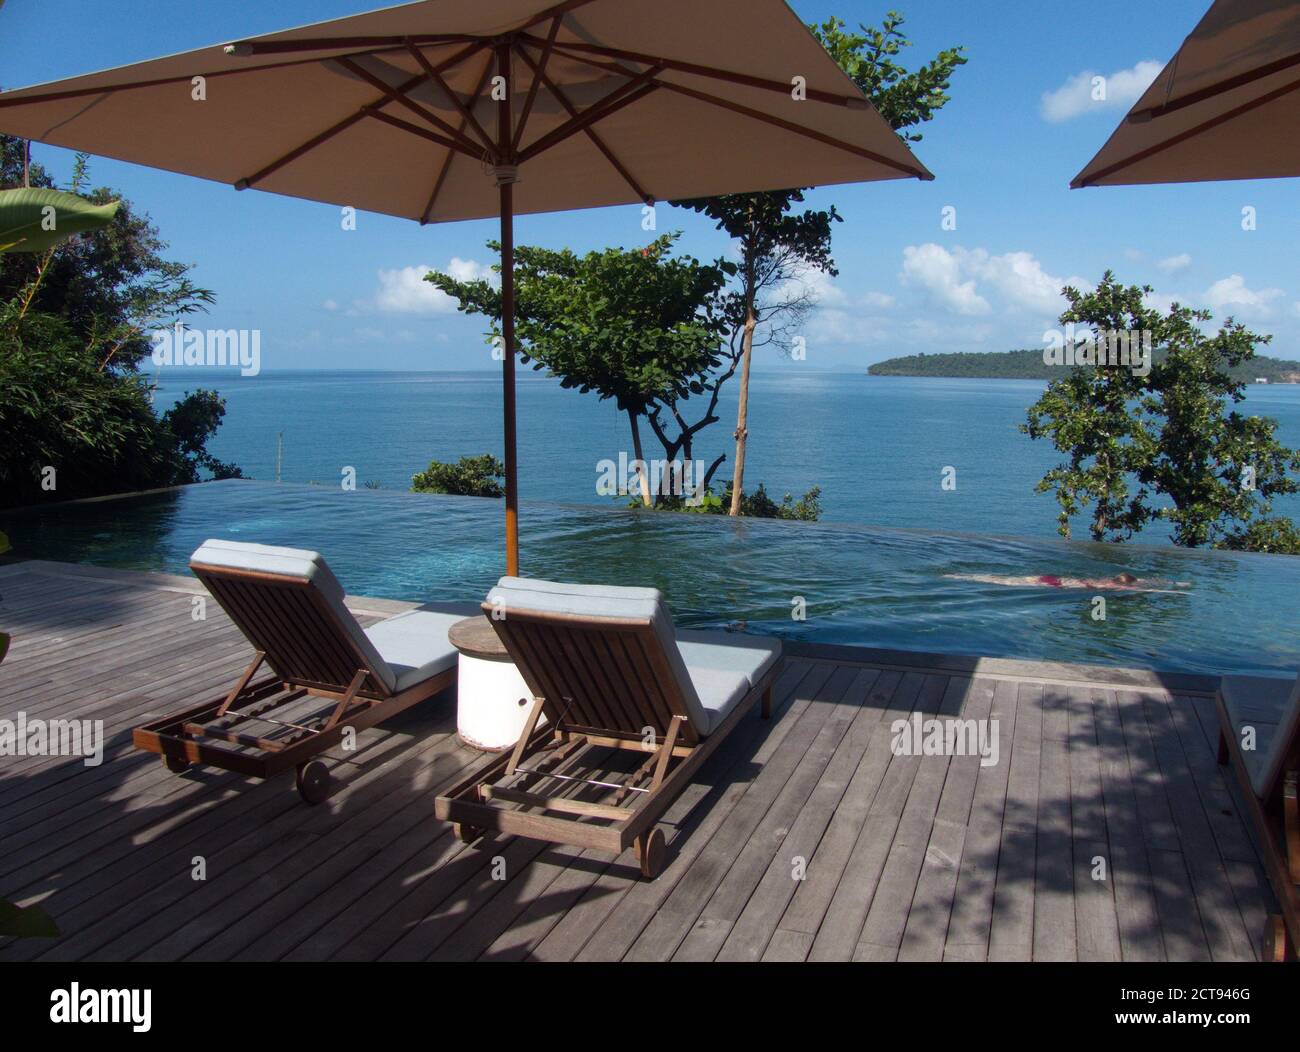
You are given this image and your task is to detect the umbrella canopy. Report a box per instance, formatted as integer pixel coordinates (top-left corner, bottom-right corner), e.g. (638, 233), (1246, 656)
(1074, 0), (1300, 187)
(0, 0), (932, 572)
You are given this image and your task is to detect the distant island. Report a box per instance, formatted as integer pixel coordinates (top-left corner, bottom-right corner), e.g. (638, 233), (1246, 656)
(868, 348), (1300, 383)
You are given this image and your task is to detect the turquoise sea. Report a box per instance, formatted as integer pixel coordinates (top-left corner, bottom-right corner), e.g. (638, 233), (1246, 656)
(151, 369), (1300, 537)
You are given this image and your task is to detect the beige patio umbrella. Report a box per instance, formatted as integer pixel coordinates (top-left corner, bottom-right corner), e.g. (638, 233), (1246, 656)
(0, 0), (932, 573)
(1074, 0), (1300, 187)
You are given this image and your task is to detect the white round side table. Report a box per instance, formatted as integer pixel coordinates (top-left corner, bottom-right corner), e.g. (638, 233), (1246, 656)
(448, 616), (538, 752)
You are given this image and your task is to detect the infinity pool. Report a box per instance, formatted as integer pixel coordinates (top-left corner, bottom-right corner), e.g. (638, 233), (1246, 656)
(3, 479), (1296, 676)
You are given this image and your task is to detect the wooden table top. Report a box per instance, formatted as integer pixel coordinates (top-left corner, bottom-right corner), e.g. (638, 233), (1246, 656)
(447, 615), (510, 659)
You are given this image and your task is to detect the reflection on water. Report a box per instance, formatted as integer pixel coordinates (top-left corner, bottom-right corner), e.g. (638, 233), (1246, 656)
(3, 479), (1295, 677)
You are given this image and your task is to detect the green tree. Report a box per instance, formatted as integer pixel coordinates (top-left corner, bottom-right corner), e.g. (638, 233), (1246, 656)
(428, 233), (728, 506)
(1022, 272), (1300, 552)
(412, 454), (505, 498)
(0, 137), (240, 508)
(672, 11), (966, 516)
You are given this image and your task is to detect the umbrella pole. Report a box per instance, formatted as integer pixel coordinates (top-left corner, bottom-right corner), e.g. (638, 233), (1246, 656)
(500, 180), (519, 576)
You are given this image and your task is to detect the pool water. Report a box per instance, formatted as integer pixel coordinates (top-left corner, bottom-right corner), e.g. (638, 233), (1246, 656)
(3, 479), (1296, 677)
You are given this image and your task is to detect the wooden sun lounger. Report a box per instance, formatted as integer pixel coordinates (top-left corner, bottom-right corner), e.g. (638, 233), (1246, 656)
(133, 540), (476, 803)
(1215, 672), (1300, 960)
(435, 577), (783, 878)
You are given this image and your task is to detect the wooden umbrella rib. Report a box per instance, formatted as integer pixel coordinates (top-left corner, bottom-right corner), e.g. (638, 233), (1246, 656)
(366, 108), (484, 157)
(514, 42), (652, 203)
(1075, 71), (1300, 187)
(422, 51), (496, 224)
(405, 42), (497, 157)
(523, 34), (870, 109)
(235, 40), (486, 190)
(334, 54), (487, 158)
(512, 16), (563, 155)
(548, 47), (926, 179)
(224, 34), (482, 56)
(659, 80), (925, 176)
(517, 63), (664, 163)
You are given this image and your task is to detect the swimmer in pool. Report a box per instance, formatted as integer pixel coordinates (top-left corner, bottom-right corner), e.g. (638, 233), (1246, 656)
(944, 571), (1190, 594)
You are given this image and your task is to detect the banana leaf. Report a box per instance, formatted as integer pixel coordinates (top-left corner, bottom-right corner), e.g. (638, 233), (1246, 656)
(0, 187), (120, 253)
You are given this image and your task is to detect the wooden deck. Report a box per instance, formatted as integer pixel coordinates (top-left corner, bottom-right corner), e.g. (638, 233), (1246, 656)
(0, 559), (1278, 961)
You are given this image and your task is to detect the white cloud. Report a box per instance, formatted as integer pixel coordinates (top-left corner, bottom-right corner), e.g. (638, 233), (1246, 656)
(1157, 253), (1192, 273)
(900, 244), (991, 316)
(1040, 60), (1162, 123)
(370, 258), (494, 315)
(899, 244), (1079, 319)
(322, 298), (339, 311)
(1204, 274), (1285, 316)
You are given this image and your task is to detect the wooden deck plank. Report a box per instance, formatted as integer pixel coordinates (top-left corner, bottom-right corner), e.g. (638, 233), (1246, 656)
(1066, 686), (1121, 962)
(896, 676), (997, 961)
(943, 678), (1019, 961)
(987, 681), (1043, 961)
(854, 675), (976, 961)
(1033, 686), (1077, 961)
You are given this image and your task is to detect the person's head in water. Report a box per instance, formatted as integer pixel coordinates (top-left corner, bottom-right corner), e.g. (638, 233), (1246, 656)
(1115, 572), (1138, 584)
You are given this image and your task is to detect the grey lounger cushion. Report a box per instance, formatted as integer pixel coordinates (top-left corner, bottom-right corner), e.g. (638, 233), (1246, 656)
(488, 577), (781, 735)
(1220, 672), (1300, 797)
(192, 540), (464, 695)
(363, 602), (481, 692)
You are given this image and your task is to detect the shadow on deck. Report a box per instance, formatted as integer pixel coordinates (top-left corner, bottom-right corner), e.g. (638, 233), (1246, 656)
(0, 560), (1276, 961)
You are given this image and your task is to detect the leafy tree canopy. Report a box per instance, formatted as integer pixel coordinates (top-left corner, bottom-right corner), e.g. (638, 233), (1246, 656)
(1022, 272), (1300, 552)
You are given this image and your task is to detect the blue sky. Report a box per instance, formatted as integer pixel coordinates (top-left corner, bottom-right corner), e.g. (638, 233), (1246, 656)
(3, 0), (1297, 371)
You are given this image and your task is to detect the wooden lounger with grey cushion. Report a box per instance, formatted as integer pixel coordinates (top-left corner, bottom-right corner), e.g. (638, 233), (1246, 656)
(435, 577), (784, 878)
(133, 540), (477, 802)
(1216, 672), (1300, 960)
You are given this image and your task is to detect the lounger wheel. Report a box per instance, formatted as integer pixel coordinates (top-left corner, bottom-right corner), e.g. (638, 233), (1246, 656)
(634, 827), (665, 879)
(163, 754), (190, 774)
(453, 823), (482, 844)
(1264, 916), (1289, 962)
(295, 760), (331, 805)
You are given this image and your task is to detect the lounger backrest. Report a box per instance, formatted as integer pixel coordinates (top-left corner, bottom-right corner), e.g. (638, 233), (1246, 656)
(190, 540), (396, 696)
(1261, 675), (1300, 798)
(485, 577), (710, 742)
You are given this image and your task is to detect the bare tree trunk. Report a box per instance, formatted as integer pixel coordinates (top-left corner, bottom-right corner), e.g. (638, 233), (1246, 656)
(728, 302), (757, 516)
(627, 407), (653, 507)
